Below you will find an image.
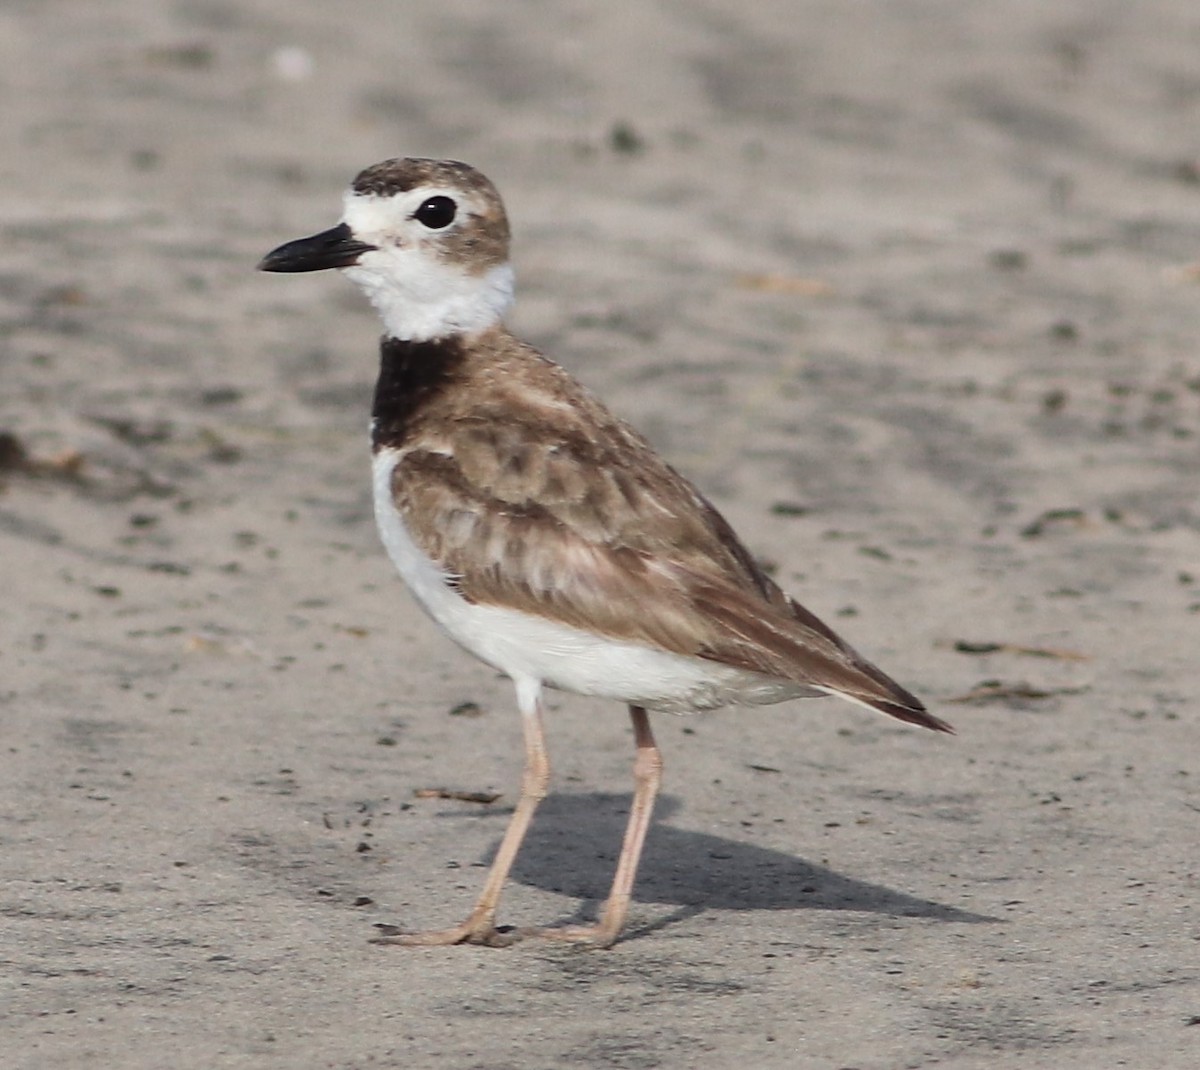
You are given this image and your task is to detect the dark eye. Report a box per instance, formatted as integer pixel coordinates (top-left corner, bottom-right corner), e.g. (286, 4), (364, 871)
(413, 196), (457, 229)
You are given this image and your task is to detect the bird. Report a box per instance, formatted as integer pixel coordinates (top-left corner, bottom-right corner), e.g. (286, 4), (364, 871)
(258, 157), (951, 949)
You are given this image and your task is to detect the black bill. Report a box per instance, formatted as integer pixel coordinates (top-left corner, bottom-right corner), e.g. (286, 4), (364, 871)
(257, 223), (377, 273)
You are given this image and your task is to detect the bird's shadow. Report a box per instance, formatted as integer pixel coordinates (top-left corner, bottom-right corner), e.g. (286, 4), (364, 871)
(489, 792), (990, 929)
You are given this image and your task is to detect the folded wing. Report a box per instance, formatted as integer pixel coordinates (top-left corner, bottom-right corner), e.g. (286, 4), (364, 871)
(391, 382), (950, 733)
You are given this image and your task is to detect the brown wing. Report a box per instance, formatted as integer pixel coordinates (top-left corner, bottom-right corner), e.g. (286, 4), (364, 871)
(389, 336), (950, 732)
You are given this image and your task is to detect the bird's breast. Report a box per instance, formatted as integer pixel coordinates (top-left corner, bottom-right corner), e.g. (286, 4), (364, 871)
(371, 446), (468, 628)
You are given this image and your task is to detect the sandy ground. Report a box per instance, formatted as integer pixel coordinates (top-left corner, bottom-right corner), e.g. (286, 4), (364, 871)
(2, 1), (1199, 1067)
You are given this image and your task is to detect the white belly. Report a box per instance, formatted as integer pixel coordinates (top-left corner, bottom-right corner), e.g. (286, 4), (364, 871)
(371, 449), (806, 712)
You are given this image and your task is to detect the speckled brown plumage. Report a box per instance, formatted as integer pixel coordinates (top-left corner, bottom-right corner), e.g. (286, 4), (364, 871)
(372, 325), (949, 731)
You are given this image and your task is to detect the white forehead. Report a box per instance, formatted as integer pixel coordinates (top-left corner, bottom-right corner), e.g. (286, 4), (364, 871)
(341, 185), (483, 236)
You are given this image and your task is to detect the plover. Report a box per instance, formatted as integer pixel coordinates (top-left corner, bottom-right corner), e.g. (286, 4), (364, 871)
(259, 157), (951, 949)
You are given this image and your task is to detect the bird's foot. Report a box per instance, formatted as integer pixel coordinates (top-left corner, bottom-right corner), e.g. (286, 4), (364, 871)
(515, 923), (619, 949)
(371, 920), (519, 948)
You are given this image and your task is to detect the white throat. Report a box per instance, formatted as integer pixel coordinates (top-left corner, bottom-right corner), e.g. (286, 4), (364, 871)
(343, 258), (513, 342)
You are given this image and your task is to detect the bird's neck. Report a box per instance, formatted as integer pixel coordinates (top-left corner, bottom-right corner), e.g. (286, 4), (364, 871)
(346, 260), (515, 343)
(370, 333), (475, 451)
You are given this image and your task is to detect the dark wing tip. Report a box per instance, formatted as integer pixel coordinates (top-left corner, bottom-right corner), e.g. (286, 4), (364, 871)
(781, 595), (953, 734)
(873, 697), (955, 734)
(858, 670), (954, 734)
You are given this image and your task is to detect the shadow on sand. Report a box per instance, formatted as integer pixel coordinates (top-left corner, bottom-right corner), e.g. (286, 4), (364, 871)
(479, 791), (991, 932)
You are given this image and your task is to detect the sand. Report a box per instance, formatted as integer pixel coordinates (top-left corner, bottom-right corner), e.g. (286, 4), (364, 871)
(2, 1), (1198, 1066)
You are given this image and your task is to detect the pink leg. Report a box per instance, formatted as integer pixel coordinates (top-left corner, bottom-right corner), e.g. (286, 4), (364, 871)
(373, 677), (550, 947)
(526, 704), (662, 948)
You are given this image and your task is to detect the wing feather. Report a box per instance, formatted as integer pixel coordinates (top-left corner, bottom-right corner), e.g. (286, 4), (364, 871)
(390, 373), (949, 732)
